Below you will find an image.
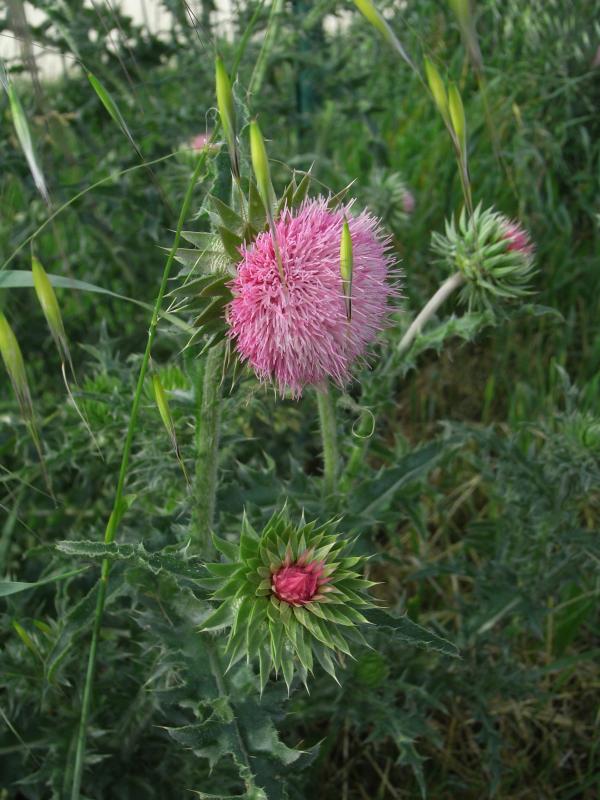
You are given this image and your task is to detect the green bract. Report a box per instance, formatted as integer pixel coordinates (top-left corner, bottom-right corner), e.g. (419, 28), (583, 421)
(431, 204), (536, 310)
(199, 510), (377, 691)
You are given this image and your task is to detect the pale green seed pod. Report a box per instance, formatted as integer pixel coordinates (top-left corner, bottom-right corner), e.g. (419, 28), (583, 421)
(340, 219), (354, 321)
(215, 56), (239, 178)
(352, 0), (414, 68)
(152, 373), (189, 484)
(31, 256), (69, 362)
(152, 373), (176, 445)
(424, 58), (448, 118)
(0, 311), (30, 414)
(0, 310), (50, 489)
(449, 0), (470, 26)
(250, 120), (286, 284)
(249, 120), (274, 215)
(353, 0), (390, 43)
(448, 82), (467, 154)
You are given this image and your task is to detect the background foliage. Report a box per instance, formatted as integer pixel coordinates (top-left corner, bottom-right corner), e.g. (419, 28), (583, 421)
(1, 0), (599, 798)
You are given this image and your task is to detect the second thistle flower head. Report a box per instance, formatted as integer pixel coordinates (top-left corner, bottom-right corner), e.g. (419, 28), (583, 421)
(227, 197), (397, 397)
(200, 509), (377, 690)
(431, 205), (536, 310)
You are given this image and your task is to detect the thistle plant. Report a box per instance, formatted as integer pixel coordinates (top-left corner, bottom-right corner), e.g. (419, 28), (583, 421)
(200, 509), (376, 691)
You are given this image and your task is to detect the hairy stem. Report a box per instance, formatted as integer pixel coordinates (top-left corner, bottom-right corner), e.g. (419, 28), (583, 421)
(397, 272), (465, 356)
(192, 340), (226, 553)
(69, 149), (211, 800)
(317, 384), (339, 498)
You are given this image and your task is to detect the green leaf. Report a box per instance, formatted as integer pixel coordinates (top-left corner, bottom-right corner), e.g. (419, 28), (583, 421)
(364, 609), (460, 657)
(0, 568), (87, 597)
(352, 440), (452, 518)
(291, 170), (312, 208)
(55, 540), (206, 583)
(45, 583), (101, 683)
(198, 602), (235, 633)
(209, 195), (244, 235)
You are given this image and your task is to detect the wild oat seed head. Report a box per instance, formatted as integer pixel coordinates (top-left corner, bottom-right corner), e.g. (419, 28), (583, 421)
(227, 197), (397, 397)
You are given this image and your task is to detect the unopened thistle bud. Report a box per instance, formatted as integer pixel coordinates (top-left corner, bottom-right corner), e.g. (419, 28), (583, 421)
(215, 55), (239, 178)
(340, 218), (353, 320)
(431, 205), (536, 310)
(199, 509), (377, 690)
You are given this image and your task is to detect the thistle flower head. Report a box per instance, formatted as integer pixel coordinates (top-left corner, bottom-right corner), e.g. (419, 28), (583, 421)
(500, 217), (534, 256)
(431, 205), (536, 310)
(200, 510), (377, 691)
(227, 197), (397, 397)
(364, 169), (415, 229)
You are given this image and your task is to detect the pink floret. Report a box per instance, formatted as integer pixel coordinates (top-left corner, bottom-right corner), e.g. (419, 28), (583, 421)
(272, 560), (325, 605)
(501, 218), (534, 256)
(227, 197), (397, 397)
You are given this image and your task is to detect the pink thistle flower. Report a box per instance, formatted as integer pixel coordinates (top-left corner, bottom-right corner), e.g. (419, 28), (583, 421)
(272, 559), (326, 605)
(500, 217), (534, 256)
(191, 131), (211, 150)
(227, 197), (397, 397)
(402, 189), (416, 214)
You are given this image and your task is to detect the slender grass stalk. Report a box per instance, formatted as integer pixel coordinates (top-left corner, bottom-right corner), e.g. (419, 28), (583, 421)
(317, 383), (339, 497)
(397, 272), (465, 356)
(69, 148), (211, 800)
(192, 340), (226, 553)
(1, 151), (180, 272)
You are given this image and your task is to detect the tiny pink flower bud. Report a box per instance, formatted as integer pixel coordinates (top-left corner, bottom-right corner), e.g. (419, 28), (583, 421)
(402, 189), (416, 214)
(191, 132), (211, 150)
(272, 561), (325, 605)
(500, 218), (534, 256)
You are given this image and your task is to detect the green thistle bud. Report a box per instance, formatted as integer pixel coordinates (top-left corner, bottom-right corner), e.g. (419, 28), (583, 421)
(340, 218), (353, 321)
(431, 205), (536, 310)
(200, 509), (377, 691)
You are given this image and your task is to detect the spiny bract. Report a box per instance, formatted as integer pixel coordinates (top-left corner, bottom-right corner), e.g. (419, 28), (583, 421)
(199, 509), (377, 691)
(431, 204), (536, 310)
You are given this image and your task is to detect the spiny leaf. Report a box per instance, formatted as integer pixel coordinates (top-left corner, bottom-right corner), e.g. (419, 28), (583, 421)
(364, 609), (460, 657)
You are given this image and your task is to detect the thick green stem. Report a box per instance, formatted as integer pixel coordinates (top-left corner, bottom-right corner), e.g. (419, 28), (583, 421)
(69, 149), (210, 800)
(192, 341), (226, 552)
(317, 384), (339, 498)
